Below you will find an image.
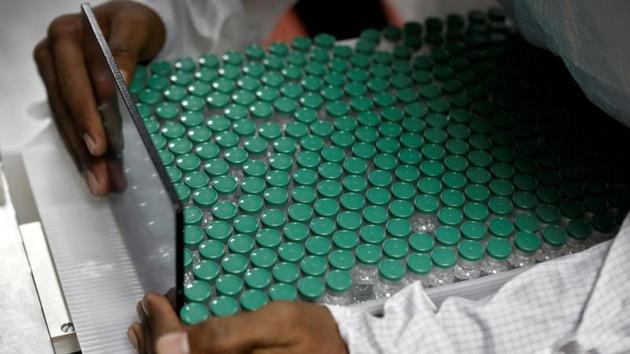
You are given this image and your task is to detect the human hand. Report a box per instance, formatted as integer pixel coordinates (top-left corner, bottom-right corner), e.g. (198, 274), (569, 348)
(129, 293), (348, 354)
(33, 1), (165, 195)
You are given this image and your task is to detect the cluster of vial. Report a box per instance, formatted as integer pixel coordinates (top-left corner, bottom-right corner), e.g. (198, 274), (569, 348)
(128, 7), (630, 325)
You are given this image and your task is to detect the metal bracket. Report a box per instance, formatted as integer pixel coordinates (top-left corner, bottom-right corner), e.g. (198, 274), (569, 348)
(20, 222), (80, 354)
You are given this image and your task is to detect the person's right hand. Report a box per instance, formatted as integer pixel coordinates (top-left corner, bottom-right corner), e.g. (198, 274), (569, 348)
(33, 1), (166, 195)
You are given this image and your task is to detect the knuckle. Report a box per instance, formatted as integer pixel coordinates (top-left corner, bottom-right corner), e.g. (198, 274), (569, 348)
(33, 40), (49, 64)
(47, 14), (81, 42)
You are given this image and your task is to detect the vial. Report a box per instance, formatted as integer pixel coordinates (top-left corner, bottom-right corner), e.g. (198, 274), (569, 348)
(427, 247), (456, 287)
(405, 253), (432, 287)
(352, 244), (382, 302)
(322, 270), (353, 305)
(565, 219), (590, 254)
(373, 259), (406, 300)
(480, 237), (512, 275)
(508, 231), (541, 268)
(454, 240), (483, 280)
(537, 225), (567, 261)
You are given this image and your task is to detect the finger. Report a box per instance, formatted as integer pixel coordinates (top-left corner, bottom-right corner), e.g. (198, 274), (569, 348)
(188, 303), (291, 353)
(48, 15), (108, 157)
(143, 292), (182, 340)
(34, 38), (111, 195)
(33, 39), (81, 168)
(107, 14), (149, 84)
(128, 323), (143, 353)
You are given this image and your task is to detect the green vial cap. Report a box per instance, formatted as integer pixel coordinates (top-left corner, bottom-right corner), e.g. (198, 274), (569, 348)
(241, 176), (266, 195)
(244, 268), (272, 290)
(184, 225), (205, 249)
(343, 174), (368, 193)
(514, 231), (541, 253)
(542, 225), (567, 247)
(184, 280), (211, 303)
(183, 249), (193, 271)
(465, 184), (490, 202)
(292, 186), (317, 204)
(269, 283), (298, 301)
(489, 196), (514, 216)
(567, 220), (591, 241)
(332, 230), (359, 250)
(210, 295), (239, 317)
(407, 253), (432, 275)
(180, 303), (209, 325)
(309, 217), (336, 236)
(464, 202), (489, 221)
(278, 242), (305, 263)
(301, 255), (328, 276)
(391, 182), (416, 201)
(199, 239), (225, 261)
(368, 170), (393, 188)
(297, 276), (325, 301)
(317, 180), (343, 199)
(321, 146), (346, 164)
(486, 237), (512, 260)
(515, 213), (539, 233)
(536, 204), (561, 224)
(389, 199), (414, 219)
(336, 211), (362, 231)
(328, 249), (355, 271)
(255, 228), (282, 249)
(287, 203), (314, 223)
(296, 151), (321, 169)
(432, 247), (457, 269)
(356, 244), (383, 265)
(438, 207), (463, 226)
(211, 201), (238, 221)
(326, 270), (352, 293)
(378, 259), (405, 281)
(409, 232), (435, 253)
(488, 217), (514, 238)
(240, 289), (269, 312)
(216, 274), (244, 297)
(460, 221), (486, 241)
(266, 170), (290, 188)
(414, 195), (440, 213)
(300, 135), (325, 152)
(418, 177), (442, 195)
(264, 187), (289, 207)
(386, 218), (412, 238)
(193, 260), (220, 283)
(221, 254), (249, 275)
(250, 247), (278, 269)
(272, 261), (300, 284)
(206, 220), (232, 242)
(269, 153), (294, 171)
(359, 224), (385, 244)
(457, 240), (483, 262)
(383, 238), (409, 259)
(183, 206), (203, 225)
(155, 102), (180, 120)
(366, 187), (391, 206)
(326, 100), (350, 117)
(260, 208), (286, 229)
(212, 175), (237, 195)
(233, 215), (259, 235)
(318, 162), (343, 180)
(396, 165), (420, 183)
(184, 171), (209, 189)
(340, 192), (365, 211)
(283, 221), (310, 242)
(435, 226), (461, 247)
(285, 122), (309, 139)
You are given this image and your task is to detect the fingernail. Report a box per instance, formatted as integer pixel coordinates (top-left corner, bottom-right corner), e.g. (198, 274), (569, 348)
(141, 298), (149, 318)
(83, 133), (97, 155)
(120, 70), (130, 84)
(86, 171), (100, 195)
(127, 328), (138, 351)
(156, 332), (190, 354)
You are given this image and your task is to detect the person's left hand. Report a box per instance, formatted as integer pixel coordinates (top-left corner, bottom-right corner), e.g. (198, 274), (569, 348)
(129, 292), (348, 354)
